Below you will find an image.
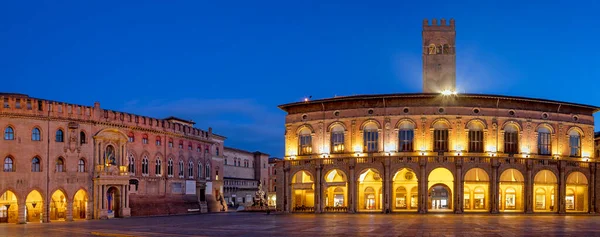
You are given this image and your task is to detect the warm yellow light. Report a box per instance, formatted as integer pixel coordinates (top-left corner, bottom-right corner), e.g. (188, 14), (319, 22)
(441, 90), (457, 96)
(486, 146), (497, 153)
(353, 146), (362, 153)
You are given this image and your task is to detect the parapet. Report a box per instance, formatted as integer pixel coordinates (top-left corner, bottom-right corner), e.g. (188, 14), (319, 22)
(423, 18), (455, 30)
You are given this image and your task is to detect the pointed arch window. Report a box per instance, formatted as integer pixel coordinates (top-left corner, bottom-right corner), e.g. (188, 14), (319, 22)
(205, 163), (211, 180)
(4, 126), (14, 140)
(129, 154), (135, 174)
(80, 131), (86, 144)
(128, 132), (135, 143)
(569, 130), (581, 157)
(32, 157), (40, 172)
(168, 138), (173, 148)
(56, 157), (65, 172)
(398, 122), (415, 152)
(167, 159), (174, 177)
(156, 136), (161, 146)
(56, 129), (64, 142)
(178, 160), (184, 177)
(32, 128), (41, 141)
(179, 140), (184, 149)
(142, 134), (148, 144)
(198, 162), (203, 178)
(155, 158), (162, 176)
(188, 161), (194, 178)
(142, 156), (149, 176)
(4, 157), (14, 172)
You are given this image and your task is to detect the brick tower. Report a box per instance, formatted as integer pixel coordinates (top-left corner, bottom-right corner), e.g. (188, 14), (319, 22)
(422, 18), (456, 93)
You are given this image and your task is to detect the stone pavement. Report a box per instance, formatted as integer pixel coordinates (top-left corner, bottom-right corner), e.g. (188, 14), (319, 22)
(1, 212), (600, 237)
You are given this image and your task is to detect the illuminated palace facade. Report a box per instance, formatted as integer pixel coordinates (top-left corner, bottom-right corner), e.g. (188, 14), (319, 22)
(0, 93), (226, 223)
(275, 19), (600, 214)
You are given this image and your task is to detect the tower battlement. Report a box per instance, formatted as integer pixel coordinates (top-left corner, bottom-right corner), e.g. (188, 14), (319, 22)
(423, 18), (455, 31)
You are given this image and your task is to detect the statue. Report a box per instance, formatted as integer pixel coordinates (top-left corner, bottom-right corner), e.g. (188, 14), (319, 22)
(252, 181), (267, 207)
(106, 145), (116, 165)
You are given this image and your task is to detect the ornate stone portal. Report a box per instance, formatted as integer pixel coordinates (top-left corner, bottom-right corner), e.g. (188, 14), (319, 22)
(92, 128), (131, 219)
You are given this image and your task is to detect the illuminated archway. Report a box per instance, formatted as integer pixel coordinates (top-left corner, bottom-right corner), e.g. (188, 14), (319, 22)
(499, 169), (524, 212)
(50, 190), (67, 221)
(566, 172), (588, 212)
(392, 168), (418, 211)
(357, 169), (383, 212)
(291, 170), (314, 212)
(25, 190), (43, 222)
(73, 189), (88, 220)
(428, 168), (454, 211)
(463, 168), (489, 211)
(0, 191), (18, 223)
(323, 169), (347, 212)
(533, 170), (558, 212)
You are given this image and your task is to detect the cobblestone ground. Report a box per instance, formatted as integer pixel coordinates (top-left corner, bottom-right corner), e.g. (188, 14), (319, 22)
(1, 213), (600, 237)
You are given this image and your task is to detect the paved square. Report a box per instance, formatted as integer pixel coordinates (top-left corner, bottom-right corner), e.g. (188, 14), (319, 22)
(1, 213), (600, 237)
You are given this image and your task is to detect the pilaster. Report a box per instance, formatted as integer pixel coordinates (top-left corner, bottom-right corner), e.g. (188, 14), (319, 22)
(525, 160), (533, 213)
(66, 201), (73, 221)
(558, 161), (566, 214)
(349, 164), (356, 213)
(491, 160), (500, 213)
(418, 157), (427, 213)
(590, 163), (596, 214)
(454, 158), (463, 214)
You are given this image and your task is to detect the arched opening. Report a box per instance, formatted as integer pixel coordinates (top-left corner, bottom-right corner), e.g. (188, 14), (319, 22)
(73, 189), (88, 220)
(566, 172), (588, 212)
(568, 130), (582, 157)
(533, 170), (558, 212)
(323, 169), (347, 212)
(25, 190), (43, 223)
(499, 169), (524, 212)
(392, 168), (418, 211)
(50, 190), (67, 221)
(291, 171), (314, 212)
(398, 122), (415, 152)
(428, 168), (454, 211)
(463, 168), (489, 211)
(106, 187), (121, 218)
(298, 128), (312, 155)
(0, 191), (18, 223)
(357, 169), (383, 212)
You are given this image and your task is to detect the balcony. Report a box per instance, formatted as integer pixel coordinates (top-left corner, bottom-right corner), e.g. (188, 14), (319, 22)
(95, 164), (129, 176)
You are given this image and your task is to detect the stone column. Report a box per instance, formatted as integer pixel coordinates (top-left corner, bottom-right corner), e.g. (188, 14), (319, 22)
(17, 199), (26, 224)
(349, 164), (356, 213)
(491, 161), (500, 213)
(315, 165), (322, 213)
(455, 159), (463, 214)
(589, 163), (596, 214)
(558, 161), (566, 214)
(384, 158), (391, 213)
(418, 157), (427, 213)
(525, 160), (533, 213)
(284, 167), (291, 213)
(65, 200), (73, 221)
(43, 195), (49, 223)
(87, 199), (93, 220)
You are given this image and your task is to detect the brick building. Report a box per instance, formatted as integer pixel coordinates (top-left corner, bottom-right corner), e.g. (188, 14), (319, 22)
(268, 157), (282, 207)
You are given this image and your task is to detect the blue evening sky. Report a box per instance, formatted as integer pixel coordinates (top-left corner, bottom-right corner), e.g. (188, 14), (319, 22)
(1, 1), (599, 157)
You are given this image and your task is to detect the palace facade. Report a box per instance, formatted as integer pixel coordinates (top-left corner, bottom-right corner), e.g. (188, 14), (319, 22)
(275, 19), (600, 214)
(222, 147), (269, 208)
(0, 93), (226, 223)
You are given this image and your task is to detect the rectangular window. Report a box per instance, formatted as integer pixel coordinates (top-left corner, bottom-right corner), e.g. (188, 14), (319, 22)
(363, 130), (378, 152)
(15, 99), (21, 109)
(298, 135), (312, 155)
(504, 132), (518, 154)
(538, 132), (552, 155)
(26, 99), (32, 110)
(38, 101), (43, 111)
(330, 131), (344, 153)
(3, 98), (9, 108)
(398, 129), (414, 152)
(433, 129), (449, 152)
(468, 130), (484, 152)
(569, 136), (581, 157)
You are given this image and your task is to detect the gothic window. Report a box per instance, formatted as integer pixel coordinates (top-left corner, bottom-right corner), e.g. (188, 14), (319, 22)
(78, 159), (85, 172)
(56, 157), (65, 172)
(128, 132), (135, 143)
(32, 128), (41, 141)
(206, 163), (211, 180)
(32, 157), (40, 172)
(168, 138), (173, 148)
(80, 131), (86, 144)
(4, 126), (14, 140)
(188, 161), (194, 178)
(504, 124), (519, 154)
(167, 159), (174, 177)
(142, 134), (148, 144)
(129, 154), (135, 175)
(433, 122), (449, 152)
(55, 129), (64, 142)
(569, 130), (581, 157)
(155, 158), (162, 176)
(363, 123), (379, 152)
(298, 128), (312, 155)
(398, 122), (415, 152)
(436, 44), (442, 54)
(428, 44), (437, 54)
(330, 125), (345, 153)
(156, 136), (161, 146)
(179, 160), (184, 177)
(4, 157), (14, 172)
(443, 44), (451, 54)
(537, 127), (552, 155)
(198, 163), (203, 178)
(468, 122), (484, 152)
(142, 156), (149, 176)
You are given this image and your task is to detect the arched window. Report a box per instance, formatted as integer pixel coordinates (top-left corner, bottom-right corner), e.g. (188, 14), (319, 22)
(32, 128), (41, 141)
(167, 159), (174, 177)
(206, 163), (211, 180)
(168, 138), (173, 148)
(80, 131), (86, 144)
(178, 140), (183, 149)
(56, 129), (64, 142)
(4, 126), (14, 140)
(216, 147), (220, 156)
(188, 161), (194, 178)
(363, 123), (379, 152)
(142, 134), (148, 144)
(398, 122), (415, 152)
(78, 159), (85, 172)
(330, 125), (345, 153)
(504, 124), (519, 154)
(4, 157), (14, 172)
(188, 143), (192, 151)
(142, 156), (149, 175)
(156, 136), (161, 146)
(155, 158), (162, 176)
(443, 44), (451, 54)
(179, 160), (184, 177)
(428, 44), (437, 54)
(196, 145), (201, 152)
(32, 157), (41, 172)
(56, 157), (65, 172)
(198, 163), (203, 178)
(298, 128), (312, 155)
(128, 154), (135, 174)
(537, 126), (552, 155)
(468, 122), (484, 152)
(433, 122), (449, 152)
(128, 132), (135, 143)
(569, 130), (581, 157)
